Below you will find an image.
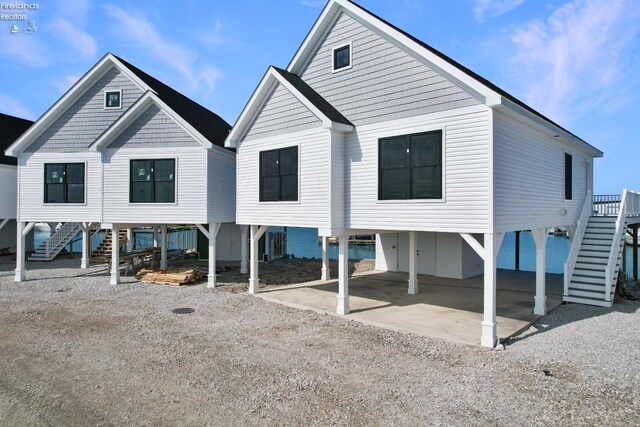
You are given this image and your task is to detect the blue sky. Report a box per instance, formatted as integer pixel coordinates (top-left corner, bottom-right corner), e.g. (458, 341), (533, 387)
(0, 0), (638, 194)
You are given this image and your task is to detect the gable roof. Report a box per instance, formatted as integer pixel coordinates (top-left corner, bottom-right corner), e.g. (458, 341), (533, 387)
(226, 66), (354, 146)
(5, 53), (232, 156)
(286, 0), (602, 157)
(0, 113), (33, 166)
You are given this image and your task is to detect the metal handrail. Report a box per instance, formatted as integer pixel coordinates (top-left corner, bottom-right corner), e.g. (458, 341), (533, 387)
(564, 190), (592, 296)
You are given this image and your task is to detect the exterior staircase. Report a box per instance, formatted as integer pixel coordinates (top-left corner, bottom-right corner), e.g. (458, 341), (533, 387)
(564, 190), (640, 307)
(90, 228), (127, 263)
(28, 222), (81, 262)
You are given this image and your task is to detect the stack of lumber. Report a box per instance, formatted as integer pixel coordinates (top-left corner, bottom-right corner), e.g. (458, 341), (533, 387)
(135, 268), (205, 286)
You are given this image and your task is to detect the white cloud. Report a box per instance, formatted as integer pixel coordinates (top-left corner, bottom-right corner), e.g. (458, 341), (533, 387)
(474, 0), (525, 22)
(0, 93), (36, 120)
(49, 18), (97, 58)
(0, 32), (48, 66)
(200, 65), (223, 93)
(508, 0), (640, 123)
(201, 19), (225, 47)
(300, 0), (325, 8)
(51, 74), (80, 94)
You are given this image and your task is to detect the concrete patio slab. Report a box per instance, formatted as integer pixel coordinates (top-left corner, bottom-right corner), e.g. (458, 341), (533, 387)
(257, 269), (564, 346)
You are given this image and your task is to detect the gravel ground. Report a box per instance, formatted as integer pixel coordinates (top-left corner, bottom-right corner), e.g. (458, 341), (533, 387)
(0, 256), (638, 426)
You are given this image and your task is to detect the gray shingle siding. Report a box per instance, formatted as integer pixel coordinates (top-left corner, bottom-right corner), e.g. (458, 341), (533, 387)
(299, 12), (481, 126)
(109, 104), (200, 149)
(243, 82), (321, 141)
(26, 67), (144, 152)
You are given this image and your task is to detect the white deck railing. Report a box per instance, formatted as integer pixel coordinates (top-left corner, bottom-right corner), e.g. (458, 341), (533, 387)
(592, 194), (622, 216)
(564, 190), (592, 296)
(605, 189), (640, 301)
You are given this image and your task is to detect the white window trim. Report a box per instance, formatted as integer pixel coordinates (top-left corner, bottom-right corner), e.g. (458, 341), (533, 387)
(375, 126), (447, 204)
(104, 89), (123, 110)
(128, 156), (179, 206)
(258, 143), (301, 205)
(332, 42), (352, 73)
(42, 161), (88, 206)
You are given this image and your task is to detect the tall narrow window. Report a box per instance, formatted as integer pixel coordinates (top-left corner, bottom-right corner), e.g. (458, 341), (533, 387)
(260, 146), (298, 202)
(44, 163), (85, 203)
(130, 159), (175, 203)
(565, 153), (572, 200)
(379, 130), (442, 200)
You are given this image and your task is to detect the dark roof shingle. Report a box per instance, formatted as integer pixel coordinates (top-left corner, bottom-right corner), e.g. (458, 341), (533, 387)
(0, 113), (33, 166)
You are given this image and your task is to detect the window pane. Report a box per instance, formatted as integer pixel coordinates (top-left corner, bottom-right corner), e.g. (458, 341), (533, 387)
(412, 166), (442, 199)
(46, 183), (65, 203)
(565, 153), (572, 200)
(260, 151), (278, 177)
(131, 181), (153, 202)
(411, 132), (441, 167)
(45, 164), (65, 184)
(380, 168), (410, 199)
(67, 183), (84, 203)
(279, 147), (298, 175)
(380, 137), (407, 169)
(106, 91), (121, 108)
(334, 45), (350, 69)
(154, 182), (175, 203)
(280, 175), (298, 201)
(154, 159), (175, 182)
(65, 164), (84, 184)
(260, 176), (278, 201)
(132, 160), (152, 182)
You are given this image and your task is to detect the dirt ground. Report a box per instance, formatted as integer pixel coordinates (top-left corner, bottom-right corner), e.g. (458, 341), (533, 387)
(0, 257), (638, 426)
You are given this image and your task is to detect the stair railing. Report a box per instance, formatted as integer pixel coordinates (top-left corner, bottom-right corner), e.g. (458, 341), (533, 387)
(44, 222), (77, 258)
(564, 190), (592, 296)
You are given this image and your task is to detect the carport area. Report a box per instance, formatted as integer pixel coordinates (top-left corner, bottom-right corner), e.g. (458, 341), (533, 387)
(256, 269), (564, 346)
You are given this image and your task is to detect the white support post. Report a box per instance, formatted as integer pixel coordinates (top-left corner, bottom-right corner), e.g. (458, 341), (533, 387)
(240, 225), (249, 274)
(207, 223), (221, 288)
(337, 235), (350, 315)
(249, 225), (268, 294)
(532, 228), (548, 316)
(14, 221), (26, 282)
(408, 231), (418, 295)
(152, 226), (158, 248)
(481, 232), (504, 348)
(160, 225), (167, 269)
(81, 224), (89, 269)
(110, 224), (120, 285)
(321, 236), (330, 281)
(126, 228), (134, 252)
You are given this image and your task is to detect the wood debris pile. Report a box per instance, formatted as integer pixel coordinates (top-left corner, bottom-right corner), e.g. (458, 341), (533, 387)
(135, 268), (205, 286)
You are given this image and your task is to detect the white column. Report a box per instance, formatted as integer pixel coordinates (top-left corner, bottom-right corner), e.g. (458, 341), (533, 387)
(249, 225), (260, 294)
(81, 225), (89, 269)
(126, 228), (134, 252)
(160, 225), (167, 269)
(110, 224), (120, 285)
(321, 236), (330, 281)
(408, 231), (418, 295)
(240, 225), (249, 274)
(14, 221), (25, 282)
(532, 228), (548, 316)
(152, 226), (158, 247)
(208, 223), (221, 288)
(481, 232), (504, 348)
(337, 235), (350, 315)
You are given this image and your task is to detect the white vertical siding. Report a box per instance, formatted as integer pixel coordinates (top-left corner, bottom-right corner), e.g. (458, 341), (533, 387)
(0, 165), (16, 219)
(102, 146), (207, 224)
(329, 130), (345, 231)
(207, 150), (236, 223)
(215, 223), (242, 261)
(346, 105), (491, 233)
(236, 127), (330, 228)
(493, 110), (588, 232)
(17, 152), (103, 222)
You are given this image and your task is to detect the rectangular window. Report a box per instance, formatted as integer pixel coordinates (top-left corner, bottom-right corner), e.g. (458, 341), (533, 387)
(259, 146), (298, 202)
(130, 159), (175, 203)
(332, 44), (351, 71)
(105, 90), (122, 109)
(379, 130), (442, 200)
(565, 153), (572, 200)
(44, 163), (85, 203)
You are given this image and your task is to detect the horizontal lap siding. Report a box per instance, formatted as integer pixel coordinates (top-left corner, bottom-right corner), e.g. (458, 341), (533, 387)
(207, 151), (236, 223)
(102, 147), (206, 224)
(237, 128), (329, 228)
(346, 106), (491, 233)
(18, 152), (102, 222)
(493, 111), (587, 232)
(243, 83), (320, 142)
(27, 67), (143, 152)
(0, 166), (16, 219)
(300, 12), (480, 126)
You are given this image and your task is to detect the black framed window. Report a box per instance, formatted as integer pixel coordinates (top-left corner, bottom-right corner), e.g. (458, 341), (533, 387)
(379, 130), (442, 200)
(44, 163), (85, 203)
(260, 146), (298, 202)
(105, 90), (121, 109)
(333, 44), (350, 70)
(565, 153), (572, 200)
(130, 159), (175, 203)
